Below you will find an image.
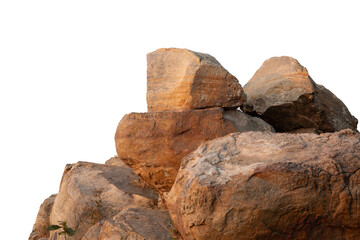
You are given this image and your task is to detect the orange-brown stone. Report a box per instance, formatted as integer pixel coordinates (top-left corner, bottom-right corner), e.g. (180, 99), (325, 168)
(115, 108), (237, 191)
(115, 108), (274, 192)
(147, 48), (245, 112)
(242, 56), (358, 133)
(167, 130), (360, 240)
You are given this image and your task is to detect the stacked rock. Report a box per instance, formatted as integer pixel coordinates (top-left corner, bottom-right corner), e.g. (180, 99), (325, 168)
(242, 56), (358, 133)
(115, 48), (274, 192)
(30, 49), (360, 240)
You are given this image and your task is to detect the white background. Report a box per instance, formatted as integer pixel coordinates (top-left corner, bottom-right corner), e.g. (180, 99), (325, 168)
(1, 1), (359, 239)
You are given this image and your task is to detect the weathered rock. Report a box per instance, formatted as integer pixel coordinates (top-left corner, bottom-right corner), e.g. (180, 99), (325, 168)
(115, 108), (237, 191)
(105, 155), (127, 167)
(82, 207), (179, 240)
(47, 160), (173, 240)
(115, 108), (273, 191)
(167, 130), (360, 240)
(223, 109), (275, 132)
(147, 48), (245, 111)
(29, 194), (57, 240)
(242, 56), (358, 132)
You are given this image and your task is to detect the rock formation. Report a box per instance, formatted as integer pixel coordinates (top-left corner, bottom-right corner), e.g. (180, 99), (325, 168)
(242, 56), (358, 133)
(147, 48), (245, 112)
(115, 48), (272, 191)
(167, 130), (360, 240)
(30, 49), (360, 240)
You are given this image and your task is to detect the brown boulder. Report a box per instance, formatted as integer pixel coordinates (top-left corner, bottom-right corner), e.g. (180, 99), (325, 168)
(29, 194), (57, 240)
(46, 160), (174, 240)
(242, 56), (358, 132)
(115, 108), (237, 192)
(115, 108), (273, 191)
(167, 130), (360, 240)
(147, 48), (245, 111)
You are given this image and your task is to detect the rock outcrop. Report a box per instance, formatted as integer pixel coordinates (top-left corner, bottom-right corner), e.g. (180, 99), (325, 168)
(29, 194), (57, 240)
(44, 160), (177, 240)
(147, 48), (245, 111)
(115, 108), (273, 191)
(242, 56), (358, 133)
(114, 48), (273, 192)
(30, 49), (360, 240)
(167, 130), (360, 240)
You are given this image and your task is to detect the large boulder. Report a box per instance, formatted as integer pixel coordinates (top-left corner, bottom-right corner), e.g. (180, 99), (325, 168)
(242, 56), (358, 133)
(45, 160), (175, 240)
(115, 108), (273, 191)
(167, 130), (360, 240)
(29, 194), (57, 240)
(147, 48), (245, 111)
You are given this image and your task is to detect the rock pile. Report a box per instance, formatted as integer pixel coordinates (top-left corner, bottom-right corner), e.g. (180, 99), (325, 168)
(30, 49), (359, 240)
(115, 48), (273, 191)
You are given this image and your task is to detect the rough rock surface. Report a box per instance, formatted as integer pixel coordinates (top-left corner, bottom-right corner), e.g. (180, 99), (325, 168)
(167, 130), (360, 240)
(115, 108), (237, 191)
(82, 207), (178, 240)
(224, 109), (275, 133)
(242, 56), (358, 132)
(115, 108), (273, 191)
(147, 48), (245, 111)
(45, 160), (175, 240)
(29, 194), (57, 240)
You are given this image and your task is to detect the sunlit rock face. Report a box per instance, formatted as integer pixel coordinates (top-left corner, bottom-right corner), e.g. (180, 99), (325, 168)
(242, 56), (358, 133)
(167, 130), (360, 240)
(147, 48), (246, 112)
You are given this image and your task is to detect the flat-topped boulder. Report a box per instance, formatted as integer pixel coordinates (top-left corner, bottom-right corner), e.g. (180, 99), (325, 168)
(242, 56), (358, 133)
(147, 48), (245, 111)
(115, 108), (273, 191)
(167, 130), (360, 240)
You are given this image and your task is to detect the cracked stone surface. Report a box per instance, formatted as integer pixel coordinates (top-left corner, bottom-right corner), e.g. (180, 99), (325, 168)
(242, 56), (358, 133)
(147, 48), (246, 111)
(115, 108), (273, 192)
(167, 129), (360, 240)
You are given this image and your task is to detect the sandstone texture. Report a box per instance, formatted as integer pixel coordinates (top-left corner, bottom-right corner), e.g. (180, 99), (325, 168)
(147, 48), (245, 111)
(29, 194), (57, 240)
(37, 159), (177, 240)
(115, 108), (273, 191)
(242, 56), (358, 133)
(167, 130), (360, 240)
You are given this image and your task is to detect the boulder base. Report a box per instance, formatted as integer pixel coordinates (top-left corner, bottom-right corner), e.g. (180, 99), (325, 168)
(167, 130), (360, 240)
